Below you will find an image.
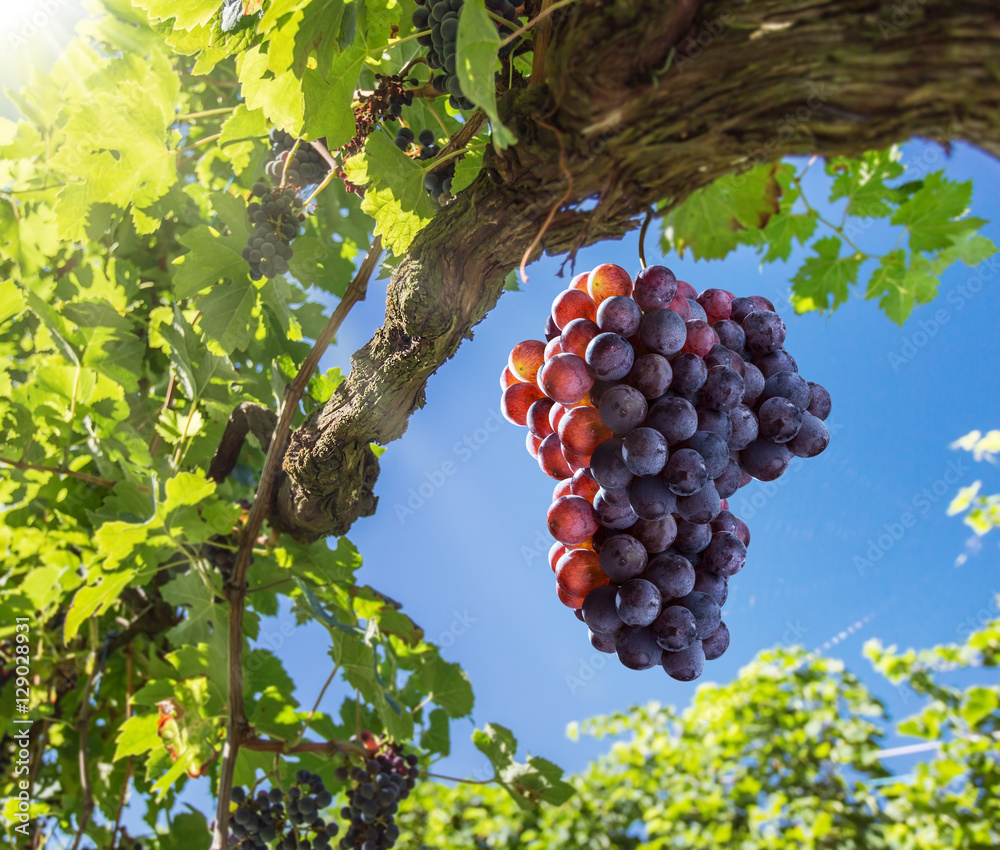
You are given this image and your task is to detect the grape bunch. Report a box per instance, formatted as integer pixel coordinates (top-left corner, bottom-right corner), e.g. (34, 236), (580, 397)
(500, 264), (832, 681)
(393, 128), (455, 201)
(242, 181), (304, 280)
(411, 0), (518, 111)
(228, 770), (338, 849)
(264, 130), (328, 188)
(334, 734), (419, 850)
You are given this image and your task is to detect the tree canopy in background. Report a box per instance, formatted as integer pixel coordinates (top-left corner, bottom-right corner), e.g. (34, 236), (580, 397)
(0, 1), (998, 849)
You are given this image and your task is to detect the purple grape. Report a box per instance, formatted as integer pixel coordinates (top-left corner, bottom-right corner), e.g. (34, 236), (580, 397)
(622, 427), (669, 477)
(676, 481), (721, 524)
(598, 534), (648, 582)
(700, 365), (745, 411)
(594, 487), (640, 529)
(670, 353), (708, 397)
(582, 585), (625, 634)
(693, 570), (728, 605)
(727, 404), (758, 451)
(741, 361), (765, 406)
(701, 531), (747, 577)
(807, 382), (832, 420)
(642, 553), (695, 600)
(616, 579), (663, 627)
(639, 308), (687, 357)
(626, 353), (672, 399)
(741, 438), (792, 481)
(702, 622), (730, 660)
(755, 348), (798, 379)
(589, 630), (616, 653)
(590, 438), (634, 490)
(713, 460), (742, 499)
(697, 406), (733, 442)
(664, 448), (708, 496)
(633, 265), (678, 312)
(743, 311), (786, 354)
(758, 397), (803, 443)
(673, 516), (712, 554)
(544, 314), (560, 341)
(685, 298), (708, 323)
(615, 625), (663, 670)
(710, 509), (739, 536)
(677, 590), (721, 639)
(761, 370), (811, 410)
(682, 431), (729, 478)
(651, 605), (698, 651)
(729, 296), (757, 324)
(596, 295), (642, 337)
(713, 319), (746, 351)
(662, 640), (705, 681)
(628, 475), (676, 521)
(703, 343), (739, 372)
(586, 332), (635, 381)
(786, 411), (830, 458)
(599, 385), (648, 436)
(631, 515), (677, 553)
(645, 396), (698, 445)
(589, 379), (614, 406)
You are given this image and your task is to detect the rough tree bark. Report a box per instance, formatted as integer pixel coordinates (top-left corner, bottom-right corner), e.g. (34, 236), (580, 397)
(273, 0), (1000, 542)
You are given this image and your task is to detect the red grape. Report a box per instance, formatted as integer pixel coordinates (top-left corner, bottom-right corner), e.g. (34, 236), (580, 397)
(556, 548), (609, 598)
(538, 433), (573, 479)
(548, 495), (599, 546)
(569, 271), (590, 292)
(508, 339), (546, 383)
(549, 541), (567, 572)
(526, 398), (555, 438)
(633, 265), (678, 311)
(557, 585), (587, 610)
(676, 280), (697, 299)
(538, 353), (594, 404)
(561, 317), (600, 358)
(570, 468), (601, 503)
(501, 381), (545, 426)
(563, 447), (592, 471)
(552, 289), (597, 328)
(553, 477), (574, 501)
(500, 366), (520, 390)
(667, 291), (692, 321)
(526, 431), (542, 458)
(558, 406), (613, 457)
(543, 336), (563, 361)
(696, 288), (733, 324)
(549, 402), (569, 433)
(587, 263), (633, 304)
(682, 320), (720, 356)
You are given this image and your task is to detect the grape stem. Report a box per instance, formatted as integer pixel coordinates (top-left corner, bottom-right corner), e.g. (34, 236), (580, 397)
(211, 236), (384, 850)
(426, 772), (495, 786)
(502, 0), (581, 48)
(519, 116), (573, 283)
(174, 107), (234, 122)
(790, 172), (869, 257)
(427, 109), (487, 174)
(175, 133), (222, 154)
(638, 207), (653, 268)
(369, 28), (432, 56)
(290, 664), (342, 747)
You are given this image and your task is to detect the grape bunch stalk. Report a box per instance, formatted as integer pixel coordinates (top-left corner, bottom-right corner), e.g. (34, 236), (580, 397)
(265, 130), (328, 187)
(335, 732), (419, 850)
(501, 263), (832, 681)
(228, 770), (338, 849)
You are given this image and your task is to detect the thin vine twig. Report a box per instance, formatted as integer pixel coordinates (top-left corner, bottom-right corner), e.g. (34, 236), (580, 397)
(0, 456), (116, 488)
(638, 208), (654, 268)
(502, 0), (581, 47)
(110, 647), (134, 849)
(519, 117), (573, 282)
(211, 236), (384, 850)
(291, 666), (340, 747)
(69, 649), (100, 850)
(429, 110), (488, 174)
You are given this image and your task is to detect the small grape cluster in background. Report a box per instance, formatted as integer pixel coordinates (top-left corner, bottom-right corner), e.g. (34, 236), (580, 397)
(394, 127), (455, 201)
(501, 263), (832, 681)
(229, 770), (338, 849)
(265, 130), (327, 187)
(412, 0), (519, 111)
(242, 182), (303, 280)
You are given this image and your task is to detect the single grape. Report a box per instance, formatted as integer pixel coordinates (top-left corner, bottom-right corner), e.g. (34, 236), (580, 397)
(651, 605), (698, 651)
(642, 552), (696, 600)
(538, 353), (594, 404)
(632, 265), (678, 311)
(593, 487), (640, 529)
(676, 481), (721, 524)
(616, 578), (663, 627)
(582, 585), (625, 634)
(678, 590), (722, 639)
(570, 468), (601, 502)
(682, 431), (729, 478)
(701, 531), (747, 577)
(631, 514), (677, 554)
(555, 549), (609, 598)
(673, 516), (713, 555)
(585, 332), (635, 381)
(700, 365), (745, 411)
(664, 448), (708, 496)
(670, 353), (709, 398)
(728, 404), (759, 450)
(697, 406), (733, 442)
(729, 296), (757, 324)
(758, 396), (803, 443)
(508, 339), (546, 383)
(552, 288), (598, 328)
(713, 460), (742, 499)
(544, 314), (560, 340)
(501, 382), (545, 426)
(628, 475), (676, 521)
(559, 406), (613, 456)
(761, 370), (811, 410)
(696, 288), (734, 324)
(748, 294), (776, 312)
(704, 343), (744, 375)
(548, 495), (598, 546)
(754, 348), (798, 379)
(645, 396), (698, 445)
(549, 541), (567, 572)
(598, 533), (648, 582)
(682, 320), (720, 357)
(639, 308), (687, 357)
(667, 291), (692, 321)
(614, 625), (663, 670)
(686, 298), (708, 323)
(702, 622), (730, 660)
(560, 317), (600, 358)
(742, 361), (765, 406)
(526, 430), (542, 458)
(537, 433), (573, 479)
(676, 280), (697, 299)
(599, 384), (648, 436)
(596, 294), (642, 337)
(587, 263), (633, 304)
(553, 477), (574, 501)
(807, 381), (832, 420)
(590, 438), (635, 490)
(693, 570), (728, 606)
(622, 427), (669, 476)
(740, 437), (792, 481)
(590, 630), (617, 653)
(786, 411), (830, 458)
(713, 319), (746, 351)
(626, 353), (672, 399)
(661, 640), (705, 681)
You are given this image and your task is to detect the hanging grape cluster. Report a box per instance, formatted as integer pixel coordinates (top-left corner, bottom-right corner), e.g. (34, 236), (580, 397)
(229, 770), (338, 849)
(265, 130), (328, 187)
(242, 181), (303, 280)
(335, 735), (418, 850)
(411, 0), (519, 111)
(393, 127), (455, 201)
(501, 263), (832, 681)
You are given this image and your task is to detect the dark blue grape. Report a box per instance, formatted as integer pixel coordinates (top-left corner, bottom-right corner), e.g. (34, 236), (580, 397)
(673, 516), (712, 555)
(582, 584), (626, 633)
(701, 365), (745, 411)
(807, 381), (832, 420)
(758, 397), (803, 443)
(677, 591), (721, 639)
(651, 605), (698, 651)
(676, 481), (721, 524)
(590, 438), (634, 490)
(645, 396), (698, 445)
(642, 553), (695, 600)
(662, 640), (705, 681)
(664, 448), (708, 496)
(787, 411), (830, 458)
(622, 427), (668, 476)
(596, 295), (642, 337)
(614, 625), (663, 670)
(670, 353), (708, 397)
(626, 353), (673, 399)
(743, 310), (786, 354)
(586, 332), (635, 381)
(598, 534), (648, 582)
(628, 475), (676, 521)
(728, 404), (759, 450)
(639, 308), (687, 356)
(702, 622), (730, 660)
(761, 370), (811, 410)
(701, 531), (746, 577)
(633, 265), (677, 311)
(599, 385), (648, 436)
